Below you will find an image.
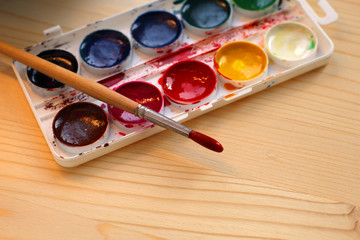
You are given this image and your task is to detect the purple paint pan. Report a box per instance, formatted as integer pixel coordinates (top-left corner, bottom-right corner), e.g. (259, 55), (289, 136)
(108, 81), (164, 129)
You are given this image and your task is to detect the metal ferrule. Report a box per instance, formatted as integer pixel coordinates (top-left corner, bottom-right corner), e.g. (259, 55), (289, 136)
(135, 105), (191, 137)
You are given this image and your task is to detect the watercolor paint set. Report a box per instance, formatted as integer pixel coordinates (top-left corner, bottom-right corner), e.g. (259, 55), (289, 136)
(11, 0), (338, 167)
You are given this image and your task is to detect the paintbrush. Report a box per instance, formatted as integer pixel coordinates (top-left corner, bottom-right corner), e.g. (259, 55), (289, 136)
(0, 40), (223, 152)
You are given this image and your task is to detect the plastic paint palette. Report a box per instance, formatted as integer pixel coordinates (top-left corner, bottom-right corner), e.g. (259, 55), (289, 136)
(11, 0), (338, 167)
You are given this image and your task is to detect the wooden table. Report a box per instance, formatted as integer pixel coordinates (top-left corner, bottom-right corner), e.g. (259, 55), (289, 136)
(0, 0), (359, 239)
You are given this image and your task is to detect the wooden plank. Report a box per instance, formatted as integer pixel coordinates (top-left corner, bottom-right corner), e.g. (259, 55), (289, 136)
(0, 0), (359, 239)
(0, 157), (359, 239)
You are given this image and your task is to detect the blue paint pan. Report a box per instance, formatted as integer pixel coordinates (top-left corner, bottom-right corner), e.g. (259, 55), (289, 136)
(131, 10), (183, 55)
(79, 29), (132, 75)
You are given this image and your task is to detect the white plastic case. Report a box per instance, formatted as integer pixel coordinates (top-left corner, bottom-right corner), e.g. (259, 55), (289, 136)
(11, 0), (338, 167)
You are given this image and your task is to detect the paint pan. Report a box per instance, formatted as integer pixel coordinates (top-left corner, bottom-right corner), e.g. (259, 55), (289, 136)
(79, 29), (132, 75)
(232, 0), (279, 18)
(108, 81), (164, 129)
(214, 41), (268, 88)
(161, 60), (217, 109)
(26, 49), (78, 97)
(130, 10), (183, 55)
(180, 0), (233, 36)
(52, 102), (110, 154)
(265, 21), (317, 68)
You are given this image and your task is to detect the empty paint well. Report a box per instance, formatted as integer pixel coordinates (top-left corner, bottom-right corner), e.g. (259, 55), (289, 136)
(232, 0), (279, 18)
(108, 81), (164, 128)
(79, 29), (131, 75)
(52, 102), (109, 154)
(130, 10), (183, 55)
(161, 60), (217, 109)
(214, 41), (268, 88)
(180, 0), (233, 36)
(27, 49), (78, 97)
(265, 21), (317, 68)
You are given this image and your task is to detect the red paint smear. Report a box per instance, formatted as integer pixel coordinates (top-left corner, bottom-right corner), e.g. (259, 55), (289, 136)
(189, 130), (223, 153)
(98, 72), (125, 87)
(163, 97), (171, 107)
(158, 75), (163, 85)
(258, 37), (265, 48)
(44, 92), (88, 111)
(117, 7), (299, 86)
(149, 45), (194, 68)
(145, 7), (298, 71)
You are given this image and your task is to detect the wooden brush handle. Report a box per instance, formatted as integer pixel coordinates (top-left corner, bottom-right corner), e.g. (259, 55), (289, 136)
(0, 40), (139, 113)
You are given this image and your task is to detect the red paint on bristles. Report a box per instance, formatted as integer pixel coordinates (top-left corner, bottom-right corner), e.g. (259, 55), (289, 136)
(189, 130), (223, 153)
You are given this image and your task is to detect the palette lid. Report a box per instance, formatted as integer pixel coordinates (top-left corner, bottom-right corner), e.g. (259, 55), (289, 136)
(298, 0), (337, 25)
(43, 25), (63, 40)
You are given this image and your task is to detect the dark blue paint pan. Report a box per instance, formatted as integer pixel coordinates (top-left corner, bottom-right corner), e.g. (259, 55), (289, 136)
(79, 29), (132, 75)
(131, 10), (183, 55)
(26, 49), (78, 97)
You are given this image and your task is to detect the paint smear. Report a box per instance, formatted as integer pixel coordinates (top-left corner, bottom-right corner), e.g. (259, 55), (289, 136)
(224, 83), (242, 91)
(224, 93), (236, 100)
(98, 72), (125, 87)
(116, 3), (302, 85)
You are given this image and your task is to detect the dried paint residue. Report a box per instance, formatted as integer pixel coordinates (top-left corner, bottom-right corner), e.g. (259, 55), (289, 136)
(224, 83), (242, 91)
(128, 4), (302, 82)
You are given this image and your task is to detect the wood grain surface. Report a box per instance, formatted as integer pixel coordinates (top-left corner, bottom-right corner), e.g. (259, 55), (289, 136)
(0, 0), (359, 239)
